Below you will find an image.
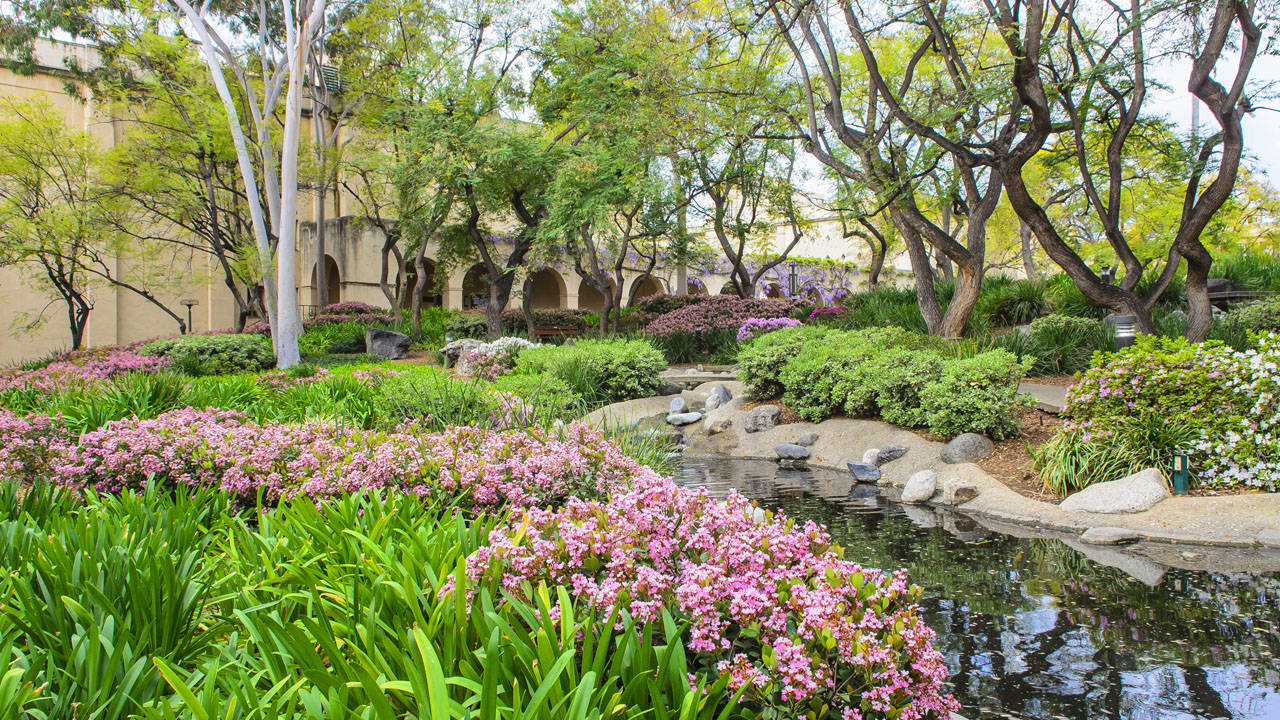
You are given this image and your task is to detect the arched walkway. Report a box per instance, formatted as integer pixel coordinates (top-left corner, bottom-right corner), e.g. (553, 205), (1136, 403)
(405, 258), (442, 307)
(462, 263), (490, 309)
(526, 268), (566, 309)
(576, 277), (617, 313)
(311, 255), (341, 305)
(628, 276), (664, 306)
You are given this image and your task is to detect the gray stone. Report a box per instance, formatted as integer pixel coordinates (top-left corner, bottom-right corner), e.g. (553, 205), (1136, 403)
(657, 380), (683, 396)
(775, 442), (810, 460)
(440, 338), (484, 369)
(847, 461), (881, 482)
(1059, 468), (1170, 514)
(669, 396), (689, 415)
(742, 405), (781, 433)
(900, 470), (938, 504)
(941, 433), (995, 464)
(666, 412), (703, 426)
(795, 431), (819, 447)
(1257, 529), (1280, 549)
(705, 383), (733, 410)
(937, 478), (980, 506)
(706, 417), (733, 435)
(862, 448), (881, 466)
(366, 328), (410, 360)
(1079, 526), (1142, 546)
(877, 444), (908, 464)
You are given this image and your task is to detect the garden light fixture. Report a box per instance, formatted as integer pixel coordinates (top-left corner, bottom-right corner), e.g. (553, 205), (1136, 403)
(1106, 314), (1138, 350)
(1171, 450), (1190, 495)
(789, 262), (798, 297)
(180, 298), (198, 334)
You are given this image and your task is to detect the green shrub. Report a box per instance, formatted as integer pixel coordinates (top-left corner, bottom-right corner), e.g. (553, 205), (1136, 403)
(976, 279), (1048, 326)
(868, 348), (946, 428)
(515, 338), (665, 405)
(1230, 300), (1280, 333)
(1046, 274), (1107, 318)
(737, 325), (826, 399)
(41, 372), (190, 434)
(1028, 314), (1111, 375)
(919, 350), (1032, 439)
(299, 321), (367, 354)
(779, 334), (869, 422)
(1211, 250), (1280, 292)
(142, 334), (274, 375)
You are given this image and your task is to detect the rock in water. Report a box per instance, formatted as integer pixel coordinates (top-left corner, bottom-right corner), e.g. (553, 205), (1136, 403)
(366, 329), (411, 360)
(1059, 468), (1171, 514)
(847, 462), (881, 482)
(775, 442), (810, 460)
(900, 470), (938, 504)
(941, 433), (995, 463)
(937, 478), (980, 505)
(742, 405), (781, 433)
(666, 412), (703, 427)
(669, 396), (689, 415)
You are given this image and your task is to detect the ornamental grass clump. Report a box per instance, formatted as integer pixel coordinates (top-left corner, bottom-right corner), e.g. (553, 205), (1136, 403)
(468, 474), (958, 719)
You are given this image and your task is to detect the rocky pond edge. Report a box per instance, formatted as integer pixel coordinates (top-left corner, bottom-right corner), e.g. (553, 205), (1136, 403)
(584, 379), (1280, 577)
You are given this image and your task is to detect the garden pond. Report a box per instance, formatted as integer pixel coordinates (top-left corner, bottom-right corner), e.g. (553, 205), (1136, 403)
(674, 456), (1280, 720)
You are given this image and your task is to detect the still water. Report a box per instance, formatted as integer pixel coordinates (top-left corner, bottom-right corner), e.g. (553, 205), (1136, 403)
(673, 456), (1280, 720)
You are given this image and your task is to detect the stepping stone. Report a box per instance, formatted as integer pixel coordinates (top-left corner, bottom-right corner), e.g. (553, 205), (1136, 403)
(1258, 529), (1280, 549)
(1079, 527), (1142, 546)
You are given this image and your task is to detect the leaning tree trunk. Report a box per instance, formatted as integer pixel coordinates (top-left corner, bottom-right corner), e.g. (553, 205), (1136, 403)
(1019, 221), (1039, 280)
(521, 276), (537, 339)
(938, 262), (982, 338)
(892, 212), (945, 335)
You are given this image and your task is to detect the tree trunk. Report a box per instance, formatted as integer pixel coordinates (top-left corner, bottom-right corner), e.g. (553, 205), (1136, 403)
(314, 183), (328, 309)
(521, 275), (537, 339)
(940, 263), (981, 338)
(1019, 221), (1039, 280)
(411, 243), (429, 340)
(892, 212), (944, 335)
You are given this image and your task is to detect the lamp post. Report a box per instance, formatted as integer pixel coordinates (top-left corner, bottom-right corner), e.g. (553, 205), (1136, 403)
(788, 262), (798, 298)
(1105, 313), (1138, 350)
(1171, 450), (1190, 495)
(180, 298), (198, 335)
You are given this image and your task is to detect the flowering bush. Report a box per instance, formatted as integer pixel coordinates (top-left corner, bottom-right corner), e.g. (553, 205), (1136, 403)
(319, 301), (382, 316)
(257, 366), (334, 390)
(3, 408), (638, 507)
(645, 295), (798, 338)
(1051, 334), (1280, 492)
(736, 317), (802, 344)
(304, 312), (397, 329)
(460, 337), (539, 380)
(0, 346), (170, 397)
(808, 305), (849, 323)
(468, 474), (957, 719)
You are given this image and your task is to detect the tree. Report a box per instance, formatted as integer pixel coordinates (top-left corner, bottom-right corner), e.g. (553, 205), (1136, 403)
(0, 97), (185, 347)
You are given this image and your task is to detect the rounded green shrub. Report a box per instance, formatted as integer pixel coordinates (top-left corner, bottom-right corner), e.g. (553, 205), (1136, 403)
(736, 325), (826, 399)
(919, 350), (1032, 439)
(141, 334), (275, 376)
(515, 338), (665, 405)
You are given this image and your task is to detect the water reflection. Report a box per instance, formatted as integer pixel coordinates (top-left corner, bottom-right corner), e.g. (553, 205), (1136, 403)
(674, 456), (1280, 720)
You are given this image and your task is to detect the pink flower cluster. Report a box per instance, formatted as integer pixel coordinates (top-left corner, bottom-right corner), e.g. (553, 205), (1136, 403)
(646, 296), (798, 338)
(737, 316), (802, 344)
(468, 475), (957, 719)
(463, 346), (509, 381)
(257, 367), (334, 389)
(0, 408), (636, 508)
(305, 312), (397, 329)
(320, 301), (383, 316)
(0, 347), (171, 396)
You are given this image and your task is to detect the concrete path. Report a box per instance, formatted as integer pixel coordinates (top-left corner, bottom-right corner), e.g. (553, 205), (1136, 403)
(1018, 381), (1071, 413)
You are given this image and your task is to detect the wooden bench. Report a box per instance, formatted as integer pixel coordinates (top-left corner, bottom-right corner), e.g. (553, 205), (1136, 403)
(534, 324), (582, 343)
(1208, 289), (1274, 309)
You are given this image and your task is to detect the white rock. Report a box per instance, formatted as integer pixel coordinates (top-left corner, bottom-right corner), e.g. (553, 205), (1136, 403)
(862, 448), (881, 466)
(1059, 468), (1171, 514)
(900, 470), (938, 504)
(1079, 526), (1142, 545)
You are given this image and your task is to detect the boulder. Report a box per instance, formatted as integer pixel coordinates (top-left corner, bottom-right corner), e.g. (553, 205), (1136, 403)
(705, 383), (733, 410)
(795, 431), (819, 447)
(657, 380), (683, 396)
(941, 433), (995, 464)
(366, 329), (410, 360)
(743, 405), (782, 433)
(666, 412), (703, 427)
(847, 461), (881, 483)
(878, 444), (908, 464)
(1059, 468), (1170, 514)
(775, 442), (810, 460)
(862, 448), (881, 466)
(937, 478), (979, 506)
(669, 396), (689, 415)
(440, 338), (484, 369)
(1079, 526), (1142, 546)
(1207, 277), (1238, 294)
(900, 470), (938, 504)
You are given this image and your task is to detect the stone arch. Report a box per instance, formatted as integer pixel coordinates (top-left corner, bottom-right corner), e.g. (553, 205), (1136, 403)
(462, 263), (490, 309)
(627, 276), (664, 307)
(311, 255), (341, 306)
(576, 276), (616, 313)
(526, 267), (566, 309)
(404, 258), (442, 307)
